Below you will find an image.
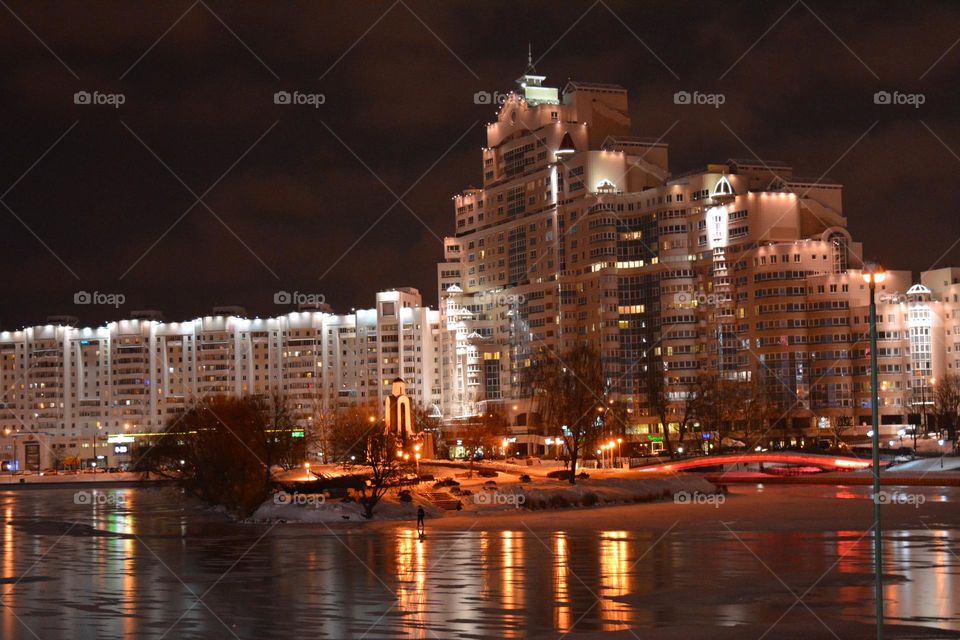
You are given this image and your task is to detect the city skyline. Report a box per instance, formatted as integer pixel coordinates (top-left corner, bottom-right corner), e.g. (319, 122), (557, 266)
(2, 2), (960, 328)
(3, 6), (960, 640)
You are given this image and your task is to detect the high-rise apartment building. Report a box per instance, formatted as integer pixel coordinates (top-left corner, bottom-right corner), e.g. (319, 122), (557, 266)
(438, 63), (960, 450)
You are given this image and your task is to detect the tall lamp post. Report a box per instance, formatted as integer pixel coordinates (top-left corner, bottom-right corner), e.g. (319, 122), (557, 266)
(863, 261), (885, 640)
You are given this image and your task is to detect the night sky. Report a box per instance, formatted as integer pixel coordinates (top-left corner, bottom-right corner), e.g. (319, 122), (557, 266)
(1, 1), (958, 328)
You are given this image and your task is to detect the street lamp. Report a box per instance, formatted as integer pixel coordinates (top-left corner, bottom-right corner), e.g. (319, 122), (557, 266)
(863, 261), (886, 639)
(617, 437), (623, 468)
(939, 438), (945, 469)
(93, 424), (103, 474)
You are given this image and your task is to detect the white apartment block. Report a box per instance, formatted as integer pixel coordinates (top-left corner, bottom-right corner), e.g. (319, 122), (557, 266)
(0, 288), (450, 470)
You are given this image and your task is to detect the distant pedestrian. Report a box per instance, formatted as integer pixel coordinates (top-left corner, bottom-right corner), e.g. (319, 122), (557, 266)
(417, 506), (425, 534)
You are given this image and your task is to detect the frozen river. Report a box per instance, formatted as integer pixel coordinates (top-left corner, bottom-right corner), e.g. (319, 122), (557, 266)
(1, 484), (959, 639)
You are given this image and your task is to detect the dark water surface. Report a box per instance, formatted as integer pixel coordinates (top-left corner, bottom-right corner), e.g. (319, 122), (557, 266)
(1, 485), (958, 639)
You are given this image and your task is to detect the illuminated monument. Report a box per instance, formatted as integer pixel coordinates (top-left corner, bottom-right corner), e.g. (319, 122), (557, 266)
(384, 377), (415, 447)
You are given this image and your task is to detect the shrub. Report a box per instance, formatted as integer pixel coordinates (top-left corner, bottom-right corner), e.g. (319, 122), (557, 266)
(581, 492), (599, 507)
(433, 478), (460, 489)
(548, 494), (572, 509)
(577, 472), (590, 480)
(449, 487), (462, 495)
(546, 470), (573, 480)
(519, 474), (531, 483)
(483, 480), (497, 486)
(398, 489), (412, 503)
(478, 469), (498, 478)
(460, 489), (472, 496)
(525, 497), (546, 510)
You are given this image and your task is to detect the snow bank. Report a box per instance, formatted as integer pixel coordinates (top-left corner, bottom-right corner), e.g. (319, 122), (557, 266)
(465, 475), (717, 512)
(249, 491), (442, 524)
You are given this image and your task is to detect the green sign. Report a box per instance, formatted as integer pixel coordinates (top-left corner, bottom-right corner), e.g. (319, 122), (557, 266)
(292, 430), (305, 438)
(648, 435), (664, 442)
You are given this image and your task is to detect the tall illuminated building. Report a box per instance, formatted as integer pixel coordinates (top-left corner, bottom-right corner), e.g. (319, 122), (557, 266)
(438, 60), (959, 451)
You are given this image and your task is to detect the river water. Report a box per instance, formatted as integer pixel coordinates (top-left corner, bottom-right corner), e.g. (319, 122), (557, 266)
(1, 484), (958, 639)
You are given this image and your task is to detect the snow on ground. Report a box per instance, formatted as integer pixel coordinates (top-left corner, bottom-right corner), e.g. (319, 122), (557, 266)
(886, 455), (960, 472)
(252, 462), (717, 524)
(250, 490), (442, 524)
(0, 471), (156, 484)
(450, 474), (717, 513)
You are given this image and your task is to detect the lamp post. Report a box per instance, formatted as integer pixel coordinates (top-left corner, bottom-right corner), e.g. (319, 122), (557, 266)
(917, 375), (931, 446)
(939, 439), (945, 469)
(93, 424), (103, 474)
(617, 437), (623, 468)
(863, 262), (885, 640)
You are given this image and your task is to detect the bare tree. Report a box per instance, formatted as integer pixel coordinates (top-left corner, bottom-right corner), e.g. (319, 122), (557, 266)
(456, 409), (510, 477)
(137, 395), (307, 517)
(326, 405), (380, 463)
(356, 430), (410, 519)
(934, 374), (960, 451)
(644, 363), (674, 457)
(690, 372), (741, 452)
(530, 344), (606, 485)
(411, 403), (443, 456)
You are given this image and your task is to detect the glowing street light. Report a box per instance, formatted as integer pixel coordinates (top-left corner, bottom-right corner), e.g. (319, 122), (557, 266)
(939, 439), (945, 469)
(863, 260), (886, 639)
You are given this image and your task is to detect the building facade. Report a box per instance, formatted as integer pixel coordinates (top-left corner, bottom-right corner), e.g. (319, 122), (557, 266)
(437, 63), (960, 450)
(0, 288), (450, 471)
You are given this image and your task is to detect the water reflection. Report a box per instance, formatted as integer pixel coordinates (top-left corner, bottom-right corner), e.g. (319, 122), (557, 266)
(553, 532), (571, 632)
(0, 487), (957, 638)
(599, 530), (630, 629)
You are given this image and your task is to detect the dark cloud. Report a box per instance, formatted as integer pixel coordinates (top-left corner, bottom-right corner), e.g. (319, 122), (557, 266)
(0, 0), (957, 328)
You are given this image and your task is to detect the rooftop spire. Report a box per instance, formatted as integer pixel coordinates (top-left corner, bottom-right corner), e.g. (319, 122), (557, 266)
(514, 44), (558, 105)
(517, 44), (543, 86)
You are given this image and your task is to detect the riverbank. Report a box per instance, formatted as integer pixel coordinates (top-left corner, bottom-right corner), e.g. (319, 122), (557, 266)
(0, 471), (166, 488)
(250, 473), (718, 524)
(397, 483), (960, 533)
